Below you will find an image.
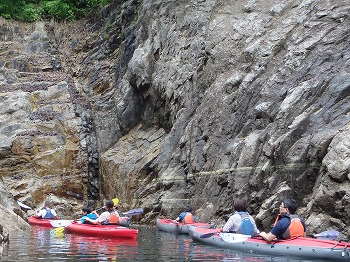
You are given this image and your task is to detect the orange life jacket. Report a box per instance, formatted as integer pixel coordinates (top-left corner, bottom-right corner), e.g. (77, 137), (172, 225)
(282, 214), (304, 239)
(183, 213), (195, 224)
(273, 214), (305, 239)
(107, 211), (119, 225)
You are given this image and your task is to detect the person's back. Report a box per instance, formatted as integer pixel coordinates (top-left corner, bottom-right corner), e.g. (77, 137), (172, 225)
(176, 207), (196, 224)
(85, 200), (120, 225)
(35, 200), (58, 219)
(222, 198), (259, 236)
(80, 207), (98, 224)
(282, 214), (305, 239)
(104, 210), (120, 225)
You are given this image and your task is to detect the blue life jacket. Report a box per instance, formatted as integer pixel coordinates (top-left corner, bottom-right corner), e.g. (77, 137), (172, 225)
(81, 213), (98, 224)
(236, 212), (254, 236)
(43, 208), (55, 219)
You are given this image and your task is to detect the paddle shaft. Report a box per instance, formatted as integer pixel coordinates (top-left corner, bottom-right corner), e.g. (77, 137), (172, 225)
(94, 198), (119, 212)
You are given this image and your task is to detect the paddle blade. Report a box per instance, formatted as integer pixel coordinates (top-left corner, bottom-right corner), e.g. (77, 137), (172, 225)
(313, 230), (339, 240)
(112, 198), (119, 206)
(17, 201), (32, 210)
(50, 227), (65, 234)
(50, 220), (73, 228)
(220, 233), (251, 243)
(122, 208), (144, 216)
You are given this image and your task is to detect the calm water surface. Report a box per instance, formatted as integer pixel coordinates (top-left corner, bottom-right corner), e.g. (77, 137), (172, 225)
(1, 226), (317, 261)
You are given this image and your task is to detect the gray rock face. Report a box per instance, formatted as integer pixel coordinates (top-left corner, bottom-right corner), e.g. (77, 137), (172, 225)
(0, 0), (349, 237)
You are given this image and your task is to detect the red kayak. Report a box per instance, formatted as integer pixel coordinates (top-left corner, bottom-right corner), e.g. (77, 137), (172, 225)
(156, 218), (214, 234)
(65, 223), (138, 239)
(28, 216), (55, 227)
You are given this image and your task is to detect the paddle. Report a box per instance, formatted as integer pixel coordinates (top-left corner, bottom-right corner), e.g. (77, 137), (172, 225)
(50, 220), (74, 228)
(200, 231), (222, 238)
(17, 201), (32, 211)
(95, 198), (119, 212)
(200, 229), (340, 240)
(220, 233), (252, 243)
(200, 231), (255, 239)
(122, 208), (144, 216)
(312, 230), (339, 240)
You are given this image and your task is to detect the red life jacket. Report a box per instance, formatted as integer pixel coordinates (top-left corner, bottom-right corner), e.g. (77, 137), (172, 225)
(183, 213), (195, 224)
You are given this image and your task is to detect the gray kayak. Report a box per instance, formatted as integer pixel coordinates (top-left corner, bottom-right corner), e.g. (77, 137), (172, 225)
(156, 218), (214, 234)
(189, 226), (350, 261)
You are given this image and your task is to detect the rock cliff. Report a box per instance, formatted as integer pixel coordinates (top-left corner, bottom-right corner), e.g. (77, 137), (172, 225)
(0, 0), (349, 237)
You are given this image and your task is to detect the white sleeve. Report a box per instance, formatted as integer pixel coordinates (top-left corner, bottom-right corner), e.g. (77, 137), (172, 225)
(97, 212), (109, 223)
(37, 209), (46, 217)
(223, 214), (240, 232)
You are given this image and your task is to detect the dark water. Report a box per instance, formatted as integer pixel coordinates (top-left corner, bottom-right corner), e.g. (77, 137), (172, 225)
(0, 226), (316, 261)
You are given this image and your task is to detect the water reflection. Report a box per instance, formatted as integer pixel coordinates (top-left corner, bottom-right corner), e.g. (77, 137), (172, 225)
(1, 226), (321, 261)
(4, 226), (138, 261)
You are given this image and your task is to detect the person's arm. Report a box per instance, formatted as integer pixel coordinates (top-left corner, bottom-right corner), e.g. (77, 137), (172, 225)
(250, 216), (260, 235)
(52, 209), (59, 220)
(85, 218), (99, 224)
(35, 209), (45, 218)
(85, 214), (103, 224)
(175, 212), (185, 222)
(259, 231), (277, 242)
(260, 220), (282, 242)
(86, 212), (106, 224)
(91, 210), (99, 217)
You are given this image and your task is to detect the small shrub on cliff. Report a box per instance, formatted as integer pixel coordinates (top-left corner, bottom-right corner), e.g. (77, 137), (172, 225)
(42, 1), (75, 21)
(0, 0), (112, 22)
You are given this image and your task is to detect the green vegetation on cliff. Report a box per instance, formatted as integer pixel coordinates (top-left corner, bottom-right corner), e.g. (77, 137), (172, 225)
(0, 0), (111, 22)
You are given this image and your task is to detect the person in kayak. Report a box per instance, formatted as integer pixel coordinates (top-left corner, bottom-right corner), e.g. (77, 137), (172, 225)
(85, 199), (121, 225)
(260, 198), (306, 242)
(175, 207), (197, 223)
(221, 198), (259, 236)
(35, 200), (58, 219)
(79, 207), (98, 224)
